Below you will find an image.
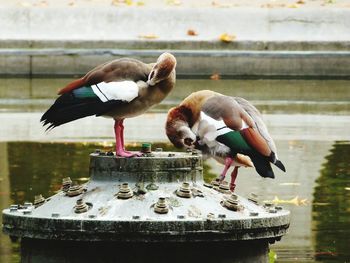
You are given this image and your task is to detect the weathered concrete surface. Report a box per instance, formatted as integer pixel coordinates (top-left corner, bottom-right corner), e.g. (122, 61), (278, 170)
(0, 1), (350, 77)
(2, 152), (289, 242)
(2, 152), (289, 262)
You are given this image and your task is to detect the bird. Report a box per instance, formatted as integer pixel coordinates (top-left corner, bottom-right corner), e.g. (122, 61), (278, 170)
(166, 90), (285, 190)
(41, 52), (176, 157)
(197, 142), (253, 191)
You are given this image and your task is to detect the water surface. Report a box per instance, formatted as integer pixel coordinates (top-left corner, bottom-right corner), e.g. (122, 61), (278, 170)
(0, 78), (349, 262)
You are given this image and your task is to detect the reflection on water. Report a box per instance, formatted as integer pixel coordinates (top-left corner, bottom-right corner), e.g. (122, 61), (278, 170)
(313, 141), (350, 262)
(1, 141), (350, 262)
(0, 78), (349, 114)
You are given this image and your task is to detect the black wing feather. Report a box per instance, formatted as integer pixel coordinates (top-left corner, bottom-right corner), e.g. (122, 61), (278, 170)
(41, 93), (124, 130)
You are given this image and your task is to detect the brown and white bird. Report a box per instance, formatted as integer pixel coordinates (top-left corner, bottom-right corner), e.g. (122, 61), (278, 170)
(41, 53), (176, 157)
(166, 90), (285, 190)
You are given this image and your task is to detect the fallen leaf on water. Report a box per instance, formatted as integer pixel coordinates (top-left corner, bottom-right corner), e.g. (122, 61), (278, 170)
(138, 34), (159, 39)
(219, 33), (236, 43)
(296, 0), (305, 4)
(187, 29), (198, 36)
(288, 4), (299, 8)
(265, 196), (308, 206)
(210, 73), (221, 80)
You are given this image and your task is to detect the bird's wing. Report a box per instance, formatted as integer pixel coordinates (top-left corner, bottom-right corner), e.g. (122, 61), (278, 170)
(202, 95), (273, 158)
(233, 97), (278, 155)
(58, 58), (150, 95)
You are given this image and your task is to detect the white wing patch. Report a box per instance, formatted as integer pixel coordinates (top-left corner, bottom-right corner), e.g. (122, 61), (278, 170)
(91, 81), (139, 103)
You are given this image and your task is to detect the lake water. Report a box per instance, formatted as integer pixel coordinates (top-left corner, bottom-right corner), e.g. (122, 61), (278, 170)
(0, 78), (349, 262)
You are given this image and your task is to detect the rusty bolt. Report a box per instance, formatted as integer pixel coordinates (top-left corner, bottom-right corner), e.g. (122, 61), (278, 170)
(154, 197), (169, 214)
(176, 182), (192, 198)
(116, 183), (133, 199)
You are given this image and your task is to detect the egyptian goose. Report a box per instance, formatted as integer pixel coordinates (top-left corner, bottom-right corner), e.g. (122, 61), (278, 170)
(41, 53), (176, 157)
(166, 90), (285, 191)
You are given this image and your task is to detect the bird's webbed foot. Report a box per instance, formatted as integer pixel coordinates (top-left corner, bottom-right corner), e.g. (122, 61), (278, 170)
(116, 149), (143, 158)
(219, 156), (234, 182)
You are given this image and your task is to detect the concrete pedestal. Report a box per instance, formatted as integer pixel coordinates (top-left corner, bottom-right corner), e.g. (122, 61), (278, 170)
(2, 151), (290, 262)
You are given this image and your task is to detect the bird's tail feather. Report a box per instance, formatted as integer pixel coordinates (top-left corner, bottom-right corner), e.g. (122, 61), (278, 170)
(41, 93), (120, 130)
(250, 154), (275, 179)
(274, 159), (286, 172)
(269, 152), (286, 172)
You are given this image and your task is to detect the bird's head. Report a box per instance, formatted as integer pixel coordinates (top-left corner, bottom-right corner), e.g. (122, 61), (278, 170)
(166, 106), (196, 149)
(147, 53), (177, 86)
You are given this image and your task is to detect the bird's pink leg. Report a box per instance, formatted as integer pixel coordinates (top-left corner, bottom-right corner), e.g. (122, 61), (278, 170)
(219, 157), (234, 182)
(114, 120), (142, 157)
(230, 167), (239, 192)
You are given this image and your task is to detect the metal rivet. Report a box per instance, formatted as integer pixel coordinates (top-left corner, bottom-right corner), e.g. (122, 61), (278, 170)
(218, 214), (226, 219)
(23, 202), (33, 208)
(177, 215), (185, 219)
(207, 213), (215, 219)
(154, 197), (169, 214)
(33, 194), (45, 208)
(74, 199), (89, 213)
(203, 183), (213, 188)
(218, 181), (231, 194)
(176, 182), (192, 198)
(263, 201), (274, 208)
(250, 212), (259, 216)
(67, 184), (83, 197)
(223, 194), (240, 211)
(10, 207), (18, 212)
(168, 153), (175, 157)
(211, 178), (220, 187)
(132, 215), (140, 220)
(248, 193), (259, 205)
(51, 213), (60, 218)
(62, 177), (72, 193)
(116, 183), (133, 199)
